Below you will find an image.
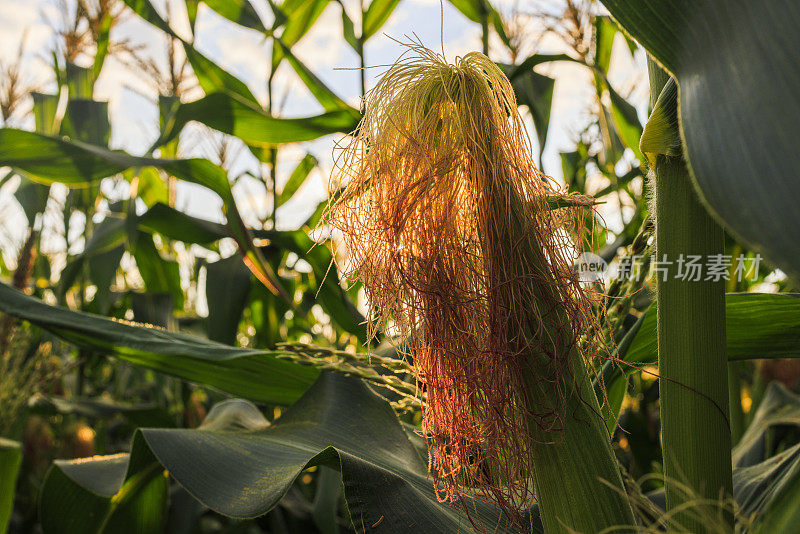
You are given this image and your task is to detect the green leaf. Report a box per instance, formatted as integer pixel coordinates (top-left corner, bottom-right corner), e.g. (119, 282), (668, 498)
(86, 217), (128, 255)
(339, 3), (358, 51)
(205, 255), (252, 344)
(158, 92), (359, 147)
(181, 45), (260, 105)
(502, 64), (555, 162)
(122, 0), (172, 33)
(123, 0), (260, 104)
(198, 0), (268, 32)
(14, 178), (50, 225)
(39, 434), (168, 534)
(606, 293), (800, 425)
(257, 230), (367, 340)
(603, 79), (643, 161)
(31, 92), (60, 135)
(135, 205), (360, 333)
(731, 383), (800, 531)
(446, 0), (484, 23)
(138, 202), (228, 245)
(185, 0), (199, 29)
(93, 12), (114, 81)
(312, 466), (341, 534)
(128, 200), (365, 339)
(362, 0), (401, 40)
(752, 445), (800, 533)
(52, 374), (506, 531)
(0, 439), (21, 534)
(30, 396), (175, 428)
(593, 16), (637, 72)
(629, 293), (800, 365)
(649, 441), (800, 532)
(56, 217), (127, 303)
(594, 16), (617, 73)
(0, 281), (318, 405)
(600, 0), (800, 282)
(127, 167), (169, 207)
(734, 382), (800, 469)
(88, 245), (125, 314)
(131, 292), (175, 328)
(639, 77), (680, 165)
(131, 232), (183, 309)
(274, 39), (358, 114)
(66, 63), (93, 99)
(0, 129), (220, 193)
(61, 99), (111, 146)
(506, 53), (577, 75)
(644, 384), (800, 530)
(272, 0), (330, 69)
(278, 153), (317, 206)
(267, 0), (289, 30)
(447, 0), (508, 47)
(0, 128), (288, 300)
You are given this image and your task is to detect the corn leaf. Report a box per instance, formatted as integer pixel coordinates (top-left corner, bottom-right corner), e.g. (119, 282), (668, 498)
(362, 0), (401, 40)
(639, 78), (681, 165)
(40, 374), (507, 532)
(339, 3), (358, 51)
(501, 64), (555, 162)
(271, 0), (330, 69)
(31, 92), (60, 135)
(733, 384), (800, 531)
(601, 0), (800, 282)
(39, 434), (168, 534)
(30, 396), (175, 428)
(278, 153), (317, 206)
(603, 78), (643, 161)
(138, 202), (228, 245)
(0, 128), (288, 300)
(274, 38), (359, 114)
(61, 99), (111, 146)
(205, 255), (252, 345)
(157, 92), (360, 147)
(447, 0), (509, 47)
(605, 293), (800, 425)
(124, 0), (260, 105)
(136, 203), (367, 339)
(255, 230), (368, 341)
(197, 0), (268, 33)
(131, 233), (184, 309)
(0, 439), (21, 534)
(0, 282), (319, 405)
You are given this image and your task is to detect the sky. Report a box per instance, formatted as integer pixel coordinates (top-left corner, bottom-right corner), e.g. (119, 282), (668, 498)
(0, 0), (648, 271)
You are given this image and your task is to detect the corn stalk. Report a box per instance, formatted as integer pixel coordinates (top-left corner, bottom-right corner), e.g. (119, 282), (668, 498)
(647, 61), (733, 530)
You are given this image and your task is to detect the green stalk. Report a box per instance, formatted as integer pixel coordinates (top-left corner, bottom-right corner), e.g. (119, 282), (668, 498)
(649, 62), (732, 529)
(267, 60), (278, 228)
(480, 12), (489, 56)
(477, 0), (490, 56)
(358, 0), (366, 96)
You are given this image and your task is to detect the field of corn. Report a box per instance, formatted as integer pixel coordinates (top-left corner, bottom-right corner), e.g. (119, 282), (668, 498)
(1, 0), (799, 532)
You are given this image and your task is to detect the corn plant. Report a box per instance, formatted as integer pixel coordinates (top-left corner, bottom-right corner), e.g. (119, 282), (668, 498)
(1, 0), (800, 533)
